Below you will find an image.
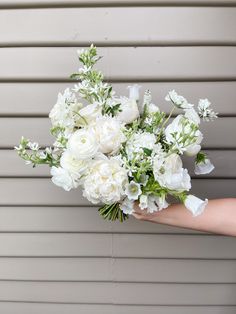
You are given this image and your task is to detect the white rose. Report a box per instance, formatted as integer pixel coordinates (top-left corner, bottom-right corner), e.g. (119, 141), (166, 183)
(67, 129), (99, 160)
(184, 195), (208, 216)
(117, 98), (140, 124)
(154, 153), (191, 192)
(50, 166), (79, 191)
(91, 116), (126, 154)
(77, 102), (102, 126)
(83, 159), (128, 204)
(60, 150), (88, 178)
(194, 158), (215, 175)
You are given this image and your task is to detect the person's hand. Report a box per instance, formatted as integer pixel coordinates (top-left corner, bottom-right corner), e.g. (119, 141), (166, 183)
(132, 201), (159, 222)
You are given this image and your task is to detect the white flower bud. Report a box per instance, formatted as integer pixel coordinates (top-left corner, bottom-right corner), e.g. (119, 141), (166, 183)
(184, 195), (208, 216)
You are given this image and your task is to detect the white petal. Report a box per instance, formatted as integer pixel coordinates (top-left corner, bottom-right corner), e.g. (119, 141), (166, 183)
(194, 159), (215, 175)
(184, 195), (208, 216)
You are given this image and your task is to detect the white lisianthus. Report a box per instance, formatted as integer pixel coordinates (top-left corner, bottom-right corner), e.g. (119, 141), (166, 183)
(184, 107), (200, 125)
(165, 115), (203, 155)
(125, 181), (142, 200)
(83, 158), (128, 204)
(50, 166), (79, 191)
(127, 84), (141, 101)
(67, 129), (99, 159)
(91, 116), (126, 154)
(154, 153), (191, 192)
(165, 90), (193, 109)
(120, 198), (134, 215)
(60, 150), (88, 178)
(194, 158), (215, 175)
(184, 195), (208, 216)
(117, 97), (140, 124)
(77, 102), (102, 126)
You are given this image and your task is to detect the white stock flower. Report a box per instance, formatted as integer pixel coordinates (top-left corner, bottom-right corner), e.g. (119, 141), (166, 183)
(60, 150), (88, 178)
(49, 88), (81, 130)
(91, 116), (126, 154)
(50, 166), (79, 191)
(165, 90), (193, 109)
(117, 98), (140, 124)
(184, 195), (208, 216)
(67, 129), (99, 159)
(120, 198), (134, 215)
(126, 131), (156, 159)
(127, 84), (141, 101)
(194, 158), (215, 175)
(77, 102), (102, 126)
(125, 181), (142, 200)
(154, 153), (191, 192)
(83, 158), (128, 204)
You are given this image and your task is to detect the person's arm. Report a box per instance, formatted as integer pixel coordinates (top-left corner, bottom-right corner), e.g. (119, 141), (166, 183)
(132, 198), (236, 236)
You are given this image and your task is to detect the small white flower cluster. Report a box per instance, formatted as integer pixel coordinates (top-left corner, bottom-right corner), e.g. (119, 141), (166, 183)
(16, 46), (218, 222)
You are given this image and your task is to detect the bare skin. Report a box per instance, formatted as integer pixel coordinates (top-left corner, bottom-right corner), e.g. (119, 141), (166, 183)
(132, 198), (236, 236)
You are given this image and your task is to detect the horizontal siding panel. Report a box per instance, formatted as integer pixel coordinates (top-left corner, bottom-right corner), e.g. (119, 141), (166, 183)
(2, 150), (235, 177)
(1, 257), (236, 283)
(1, 178), (235, 205)
(0, 207), (203, 234)
(0, 47), (235, 80)
(1, 0), (236, 7)
(0, 8), (235, 45)
(0, 281), (235, 304)
(0, 233), (235, 258)
(0, 304), (236, 314)
(2, 117), (236, 148)
(0, 178), (234, 205)
(1, 82), (236, 116)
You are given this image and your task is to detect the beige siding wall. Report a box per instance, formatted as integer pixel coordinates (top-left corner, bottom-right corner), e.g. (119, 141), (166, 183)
(0, 1), (236, 313)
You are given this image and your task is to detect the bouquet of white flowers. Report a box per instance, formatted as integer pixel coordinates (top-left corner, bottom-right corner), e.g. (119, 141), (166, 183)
(15, 45), (218, 222)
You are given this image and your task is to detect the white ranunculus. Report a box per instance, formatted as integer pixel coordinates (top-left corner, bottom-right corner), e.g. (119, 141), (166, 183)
(194, 158), (215, 175)
(125, 181), (142, 200)
(184, 195), (208, 216)
(154, 153), (191, 192)
(127, 84), (141, 101)
(60, 150), (88, 178)
(120, 198), (134, 215)
(82, 158), (128, 204)
(184, 107), (200, 125)
(91, 116), (126, 154)
(67, 129), (99, 159)
(50, 166), (79, 191)
(77, 102), (102, 126)
(117, 98), (140, 124)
